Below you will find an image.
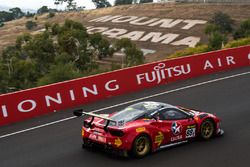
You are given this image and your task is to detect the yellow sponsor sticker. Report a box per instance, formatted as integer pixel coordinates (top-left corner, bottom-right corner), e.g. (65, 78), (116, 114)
(82, 129), (84, 137)
(187, 124), (196, 128)
(114, 138), (122, 147)
(136, 127), (146, 133)
(155, 132), (164, 146)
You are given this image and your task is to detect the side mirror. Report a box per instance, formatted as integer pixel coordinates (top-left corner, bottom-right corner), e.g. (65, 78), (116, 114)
(73, 109), (83, 117)
(152, 115), (159, 121)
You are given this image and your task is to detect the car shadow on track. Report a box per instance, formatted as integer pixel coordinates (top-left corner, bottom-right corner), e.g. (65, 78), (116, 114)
(78, 135), (224, 161)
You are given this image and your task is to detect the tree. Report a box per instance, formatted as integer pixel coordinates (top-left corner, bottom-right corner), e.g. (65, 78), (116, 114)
(37, 6), (49, 14)
(25, 12), (35, 18)
(209, 12), (233, 34)
(89, 33), (113, 59)
(0, 19), (142, 93)
(37, 63), (81, 86)
(92, 0), (111, 8)
(234, 19), (250, 39)
(9, 7), (24, 19)
(204, 24), (220, 36)
(0, 11), (14, 22)
(54, 0), (77, 11)
(114, 38), (144, 67)
(114, 0), (133, 6)
(0, 22), (4, 27)
(124, 45), (144, 67)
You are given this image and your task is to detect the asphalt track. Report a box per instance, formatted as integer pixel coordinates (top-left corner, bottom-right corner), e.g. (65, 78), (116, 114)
(0, 67), (250, 167)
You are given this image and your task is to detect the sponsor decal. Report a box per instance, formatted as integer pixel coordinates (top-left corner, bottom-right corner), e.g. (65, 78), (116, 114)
(187, 125), (196, 128)
(114, 138), (122, 147)
(186, 125), (196, 138)
(171, 135), (183, 142)
(136, 63), (191, 85)
(155, 131), (164, 146)
(82, 129), (85, 137)
(136, 127), (146, 133)
(203, 56), (236, 70)
(117, 120), (125, 127)
(171, 122), (182, 135)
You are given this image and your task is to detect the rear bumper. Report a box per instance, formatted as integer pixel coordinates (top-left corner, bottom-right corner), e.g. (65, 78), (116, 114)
(217, 128), (224, 136)
(82, 138), (128, 157)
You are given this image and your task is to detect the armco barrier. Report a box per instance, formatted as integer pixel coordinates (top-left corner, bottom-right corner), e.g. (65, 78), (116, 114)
(1, 46), (250, 126)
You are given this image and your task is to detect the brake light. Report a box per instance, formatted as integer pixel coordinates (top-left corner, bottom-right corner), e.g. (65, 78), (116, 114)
(109, 129), (125, 137)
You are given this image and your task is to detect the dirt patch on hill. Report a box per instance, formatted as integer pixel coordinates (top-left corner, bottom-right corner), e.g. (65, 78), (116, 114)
(0, 3), (250, 62)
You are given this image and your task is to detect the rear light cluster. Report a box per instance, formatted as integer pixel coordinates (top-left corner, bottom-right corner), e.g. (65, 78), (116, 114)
(109, 129), (125, 137)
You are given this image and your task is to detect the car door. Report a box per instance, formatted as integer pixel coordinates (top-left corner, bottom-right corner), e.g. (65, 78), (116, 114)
(156, 108), (197, 144)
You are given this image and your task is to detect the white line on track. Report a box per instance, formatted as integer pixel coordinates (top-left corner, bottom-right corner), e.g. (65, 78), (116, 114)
(1, 70), (250, 139)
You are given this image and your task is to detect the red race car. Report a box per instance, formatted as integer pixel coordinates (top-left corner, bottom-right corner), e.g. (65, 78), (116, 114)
(74, 101), (224, 157)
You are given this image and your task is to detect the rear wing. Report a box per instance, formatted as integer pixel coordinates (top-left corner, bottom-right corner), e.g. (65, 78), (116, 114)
(73, 110), (124, 130)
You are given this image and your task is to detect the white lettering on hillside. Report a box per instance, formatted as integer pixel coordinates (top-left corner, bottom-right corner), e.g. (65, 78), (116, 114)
(148, 19), (183, 28)
(87, 26), (201, 47)
(112, 16), (138, 23)
(89, 15), (207, 30)
(119, 31), (145, 41)
(182, 20), (208, 30)
(171, 36), (200, 47)
(130, 17), (159, 26)
(140, 32), (179, 44)
(102, 28), (128, 38)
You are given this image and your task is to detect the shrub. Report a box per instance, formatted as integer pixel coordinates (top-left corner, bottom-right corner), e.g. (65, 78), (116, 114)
(209, 11), (234, 33)
(225, 37), (250, 48)
(25, 21), (37, 30)
(51, 23), (61, 35)
(208, 32), (227, 51)
(48, 12), (55, 18)
(233, 19), (250, 39)
(168, 45), (209, 59)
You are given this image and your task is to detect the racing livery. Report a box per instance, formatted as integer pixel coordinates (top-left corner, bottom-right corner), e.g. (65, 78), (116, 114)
(74, 101), (224, 157)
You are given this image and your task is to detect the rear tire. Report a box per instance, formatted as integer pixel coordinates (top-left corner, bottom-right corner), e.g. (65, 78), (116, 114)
(200, 119), (215, 140)
(132, 134), (151, 158)
(82, 138), (89, 149)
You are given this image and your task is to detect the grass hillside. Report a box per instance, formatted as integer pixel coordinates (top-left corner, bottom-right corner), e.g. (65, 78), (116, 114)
(1, 3), (250, 62)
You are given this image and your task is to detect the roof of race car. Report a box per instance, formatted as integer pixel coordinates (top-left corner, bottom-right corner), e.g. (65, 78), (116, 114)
(109, 101), (176, 123)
